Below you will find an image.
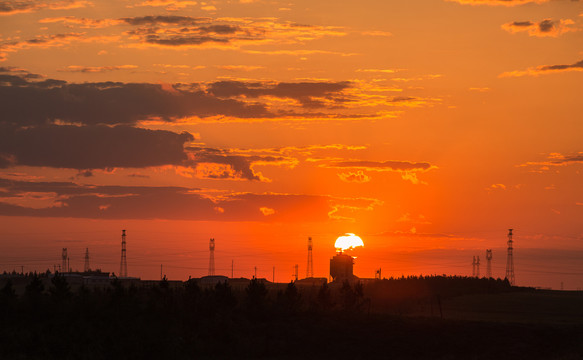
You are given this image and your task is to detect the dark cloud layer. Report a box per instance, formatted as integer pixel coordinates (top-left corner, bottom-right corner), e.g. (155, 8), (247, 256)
(0, 179), (334, 222)
(0, 71), (272, 126)
(0, 125), (193, 169)
(186, 146), (291, 181)
(0, 69), (355, 171)
(208, 80), (351, 108)
(144, 35), (230, 46)
(120, 15), (207, 26)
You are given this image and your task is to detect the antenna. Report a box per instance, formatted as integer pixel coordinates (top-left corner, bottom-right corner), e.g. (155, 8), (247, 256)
(486, 249), (492, 278)
(208, 238), (215, 276)
(231, 259), (234, 279)
(84, 248), (90, 272)
(375, 268), (382, 280)
(306, 237), (313, 278)
(61, 248), (67, 274)
(293, 264), (298, 281)
(472, 256), (476, 277)
(120, 230), (127, 278)
(505, 229), (515, 285)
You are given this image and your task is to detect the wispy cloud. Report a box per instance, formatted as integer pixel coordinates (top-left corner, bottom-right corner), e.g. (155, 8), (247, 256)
(58, 65), (138, 73)
(0, 0), (92, 16)
(446, 0), (549, 6)
(338, 171), (371, 183)
(322, 159), (437, 184)
(519, 152), (583, 170)
(502, 19), (577, 37)
(500, 59), (583, 77)
(131, 0), (198, 11)
(0, 33), (118, 61)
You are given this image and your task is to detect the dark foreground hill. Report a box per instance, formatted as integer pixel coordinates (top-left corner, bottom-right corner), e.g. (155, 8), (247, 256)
(0, 274), (581, 359)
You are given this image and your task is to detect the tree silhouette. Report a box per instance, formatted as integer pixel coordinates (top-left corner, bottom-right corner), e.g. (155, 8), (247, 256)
(281, 281), (301, 313)
(316, 281), (333, 311)
(213, 280), (237, 310)
(24, 273), (45, 302)
(1, 279), (16, 299)
(49, 273), (71, 302)
(245, 277), (268, 313)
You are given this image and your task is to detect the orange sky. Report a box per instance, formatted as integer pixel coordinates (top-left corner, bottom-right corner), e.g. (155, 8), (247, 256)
(0, 0), (582, 289)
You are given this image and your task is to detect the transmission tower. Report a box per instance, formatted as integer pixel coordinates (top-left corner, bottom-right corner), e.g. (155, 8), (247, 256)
(306, 237), (314, 278)
(476, 256), (480, 278)
(61, 248), (68, 273)
(486, 249), (492, 278)
(293, 264), (298, 281)
(84, 248), (90, 272)
(208, 238), (215, 276)
(505, 229), (515, 285)
(120, 229), (127, 278)
(472, 256), (476, 277)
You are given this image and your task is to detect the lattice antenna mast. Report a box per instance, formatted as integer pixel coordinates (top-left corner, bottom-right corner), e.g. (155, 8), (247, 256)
(505, 229), (515, 285)
(61, 248), (67, 273)
(84, 248), (90, 272)
(120, 230), (127, 278)
(208, 238), (215, 276)
(486, 249), (492, 278)
(306, 237), (314, 278)
(293, 264), (298, 281)
(472, 256), (476, 277)
(476, 256), (480, 278)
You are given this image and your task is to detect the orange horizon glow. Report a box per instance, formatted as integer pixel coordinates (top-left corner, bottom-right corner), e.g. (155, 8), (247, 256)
(0, 0), (581, 290)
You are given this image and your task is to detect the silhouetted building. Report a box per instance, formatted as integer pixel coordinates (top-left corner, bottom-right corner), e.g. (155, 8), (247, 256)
(330, 253), (356, 282)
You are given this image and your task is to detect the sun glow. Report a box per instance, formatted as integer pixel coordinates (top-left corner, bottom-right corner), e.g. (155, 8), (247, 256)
(334, 233), (364, 252)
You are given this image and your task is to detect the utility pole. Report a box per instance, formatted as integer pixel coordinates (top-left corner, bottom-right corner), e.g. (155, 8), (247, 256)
(61, 248), (67, 274)
(505, 229), (515, 285)
(476, 256), (480, 278)
(208, 238), (215, 276)
(306, 237), (313, 278)
(120, 230), (127, 278)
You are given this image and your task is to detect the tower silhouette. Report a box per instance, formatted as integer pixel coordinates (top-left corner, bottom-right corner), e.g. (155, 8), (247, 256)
(208, 238), (215, 276)
(505, 229), (515, 285)
(486, 249), (492, 278)
(476, 256), (480, 278)
(120, 230), (127, 278)
(306, 237), (313, 278)
(472, 256), (476, 277)
(84, 248), (90, 272)
(61, 248), (67, 273)
(293, 264), (298, 281)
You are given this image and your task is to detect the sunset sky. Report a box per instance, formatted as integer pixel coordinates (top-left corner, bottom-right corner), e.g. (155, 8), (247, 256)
(1, 0), (582, 289)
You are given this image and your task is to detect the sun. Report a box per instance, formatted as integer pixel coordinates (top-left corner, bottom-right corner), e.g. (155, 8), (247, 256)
(334, 233), (364, 252)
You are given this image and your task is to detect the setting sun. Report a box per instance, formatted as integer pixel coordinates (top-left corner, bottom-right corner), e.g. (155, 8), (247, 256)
(334, 233), (364, 252)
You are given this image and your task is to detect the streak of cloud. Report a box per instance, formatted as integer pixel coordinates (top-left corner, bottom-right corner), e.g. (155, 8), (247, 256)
(500, 59), (583, 77)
